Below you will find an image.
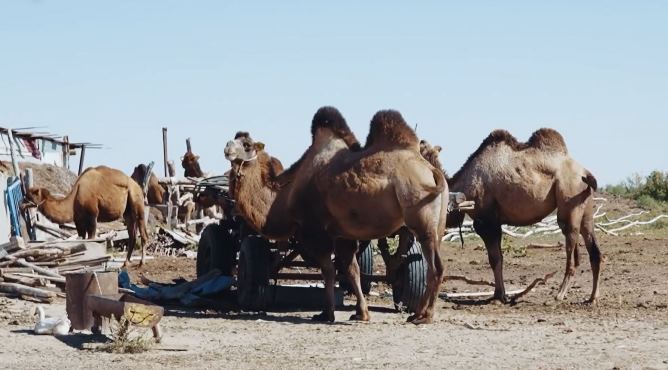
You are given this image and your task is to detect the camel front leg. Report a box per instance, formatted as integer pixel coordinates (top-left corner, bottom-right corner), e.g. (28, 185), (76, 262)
(474, 219), (506, 302)
(336, 239), (369, 321)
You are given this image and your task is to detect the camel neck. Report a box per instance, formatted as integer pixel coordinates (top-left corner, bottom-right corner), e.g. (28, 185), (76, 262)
(234, 167), (293, 240)
(39, 188), (76, 224)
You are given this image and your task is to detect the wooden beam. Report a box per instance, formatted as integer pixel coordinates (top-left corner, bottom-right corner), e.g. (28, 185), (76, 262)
(162, 127), (169, 177)
(78, 146), (87, 175)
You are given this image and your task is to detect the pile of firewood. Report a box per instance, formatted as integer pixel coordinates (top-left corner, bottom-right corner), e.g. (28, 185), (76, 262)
(0, 237), (110, 303)
(443, 198), (668, 242)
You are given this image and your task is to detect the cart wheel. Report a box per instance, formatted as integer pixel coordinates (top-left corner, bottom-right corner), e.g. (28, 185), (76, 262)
(392, 239), (427, 313)
(237, 236), (271, 310)
(196, 224), (239, 277)
(339, 240), (375, 295)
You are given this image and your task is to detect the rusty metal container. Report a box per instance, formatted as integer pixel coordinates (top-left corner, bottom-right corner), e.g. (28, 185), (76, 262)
(65, 271), (118, 331)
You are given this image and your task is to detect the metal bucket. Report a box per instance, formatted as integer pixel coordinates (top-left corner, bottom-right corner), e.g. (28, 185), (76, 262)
(65, 271), (118, 331)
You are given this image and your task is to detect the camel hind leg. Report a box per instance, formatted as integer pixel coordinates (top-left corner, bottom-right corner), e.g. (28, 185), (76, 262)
(556, 207), (584, 301)
(404, 205), (445, 324)
(580, 200), (602, 304)
(124, 214), (138, 267)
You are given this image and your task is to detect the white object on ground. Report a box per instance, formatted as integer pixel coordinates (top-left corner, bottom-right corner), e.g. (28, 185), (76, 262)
(33, 306), (70, 336)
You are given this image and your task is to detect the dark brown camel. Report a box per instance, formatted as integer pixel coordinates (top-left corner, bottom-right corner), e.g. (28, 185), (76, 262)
(182, 151), (205, 178)
(249, 107), (447, 324)
(131, 164), (166, 205)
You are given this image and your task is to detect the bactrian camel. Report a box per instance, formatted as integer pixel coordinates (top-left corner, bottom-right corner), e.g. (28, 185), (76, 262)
(439, 129), (602, 303)
(225, 107), (448, 324)
(25, 166), (150, 266)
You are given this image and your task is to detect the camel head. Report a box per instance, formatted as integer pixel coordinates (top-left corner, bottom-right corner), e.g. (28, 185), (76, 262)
(224, 131), (264, 163)
(22, 187), (51, 210)
(181, 151), (204, 178)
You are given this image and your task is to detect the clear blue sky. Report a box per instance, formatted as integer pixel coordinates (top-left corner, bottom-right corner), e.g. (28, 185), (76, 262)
(1, 1), (666, 185)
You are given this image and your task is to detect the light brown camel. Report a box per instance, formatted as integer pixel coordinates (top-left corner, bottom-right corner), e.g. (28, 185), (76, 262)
(441, 129), (602, 303)
(226, 107), (448, 324)
(25, 166), (150, 266)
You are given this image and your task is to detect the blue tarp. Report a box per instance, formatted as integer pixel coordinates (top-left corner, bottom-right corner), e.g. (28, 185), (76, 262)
(118, 270), (234, 305)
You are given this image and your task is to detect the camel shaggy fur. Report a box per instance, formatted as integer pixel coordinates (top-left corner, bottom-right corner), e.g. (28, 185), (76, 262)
(440, 129), (602, 303)
(225, 107), (448, 324)
(182, 151), (205, 178)
(25, 166), (150, 266)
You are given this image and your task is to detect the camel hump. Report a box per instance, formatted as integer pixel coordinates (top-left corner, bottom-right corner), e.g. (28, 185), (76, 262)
(311, 106), (361, 150)
(528, 128), (568, 153)
(365, 110), (419, 150)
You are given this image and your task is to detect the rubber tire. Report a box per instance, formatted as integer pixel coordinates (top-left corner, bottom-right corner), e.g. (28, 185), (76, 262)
(237, 236), (271, 311)
(339, 240), (375, 295)
(358, 240), (375, 295)
(196, 224), (239, 277)
(392, 240), (427, 313)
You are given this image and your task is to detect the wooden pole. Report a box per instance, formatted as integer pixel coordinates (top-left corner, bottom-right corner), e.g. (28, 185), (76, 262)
(162, 128), (169, 177)
(63, 136), (70, 170)
(23, 168), (36, 241)
(186, 138), (192, 153)
(6, 129), (21, 177)
(78, 146), (87, 175)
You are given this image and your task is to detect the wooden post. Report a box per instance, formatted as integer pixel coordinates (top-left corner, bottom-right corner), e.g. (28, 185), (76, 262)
(6, 129), (21, 177)
(167, 160), (176, 177)
(162, 128), (168, 177)
(63, 136), (70, 170)
(186, 138), (192, 153)
(23, 168), (36, 241)
(78, 146), (87, 175)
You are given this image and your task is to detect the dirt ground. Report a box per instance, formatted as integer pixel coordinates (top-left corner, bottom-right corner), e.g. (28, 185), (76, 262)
(1, 229), (667, 369)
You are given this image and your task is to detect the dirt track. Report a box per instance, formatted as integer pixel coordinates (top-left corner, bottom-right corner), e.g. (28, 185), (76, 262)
(1, 232), (667, 369)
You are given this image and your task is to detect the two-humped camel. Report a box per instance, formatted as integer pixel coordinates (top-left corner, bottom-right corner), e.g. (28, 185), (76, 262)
(425, 129), (602, 303)
(225, 107), (448, 324)
(25, 166), (150, 266)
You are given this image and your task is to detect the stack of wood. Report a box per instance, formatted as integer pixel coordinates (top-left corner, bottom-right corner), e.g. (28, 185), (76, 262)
(443, 198), (668, 242)
(0, 237), (111, 303)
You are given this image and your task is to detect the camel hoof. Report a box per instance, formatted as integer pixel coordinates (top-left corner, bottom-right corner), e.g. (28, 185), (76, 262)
(584, 298), (598, 306)
(312, 312), (335, 323)
(349, 314), (369, 322)
(407, 315), (433, 325)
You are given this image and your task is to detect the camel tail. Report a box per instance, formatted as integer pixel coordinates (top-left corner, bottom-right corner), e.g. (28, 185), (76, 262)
(582, 172), (598, 192)
(425, 167), (447, 195)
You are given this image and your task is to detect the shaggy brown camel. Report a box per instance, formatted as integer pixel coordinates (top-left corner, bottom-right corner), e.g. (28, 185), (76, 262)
(182, 151), (205, 178)
(226, 107), (448, 324)
(440, 129), (602, 303)
(131, 164), (166, 205)
(25, 166), (150, 266)
(224, 132), (293, 240)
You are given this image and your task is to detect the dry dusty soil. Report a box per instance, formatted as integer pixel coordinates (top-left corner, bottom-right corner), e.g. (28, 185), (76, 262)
(1, 231), (667, 369)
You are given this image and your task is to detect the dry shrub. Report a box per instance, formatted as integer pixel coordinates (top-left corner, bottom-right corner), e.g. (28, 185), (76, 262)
(98, 314), (152, 354)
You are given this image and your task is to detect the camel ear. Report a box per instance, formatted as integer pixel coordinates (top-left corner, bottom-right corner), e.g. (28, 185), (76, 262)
(195, 155), (200, 160)
(180, 156), (184, 161)
(254, 142), (265, 151)
(435, 145), (442, 153)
